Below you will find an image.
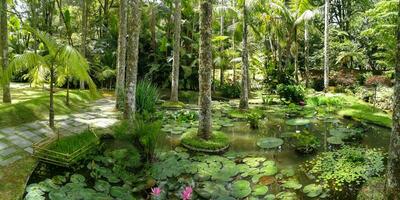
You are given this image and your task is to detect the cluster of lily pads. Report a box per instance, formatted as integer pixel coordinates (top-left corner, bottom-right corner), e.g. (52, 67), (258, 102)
(25, 147), (147, 200)
(160, 108), (234, 136)
(327, 125), (365, 145)
(151, 149), (327, 199)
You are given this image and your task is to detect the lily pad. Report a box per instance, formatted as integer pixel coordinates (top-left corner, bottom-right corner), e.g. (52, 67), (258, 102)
(252, 185), (269, 196)
(70, 174), (85, 183)
(196, 182), (229, 199)
(303, 184), (323, 198)
(258, 176), (275, 185)
(327, 136), (344, 145)
(110, 186), (133, 200)
(281, 179), (302, 190)
(276, 191), (297, 200)
(260, 161), (278, 176)
(286, 118), (311, 126)
(257, 137), (284, 149)
(243, 157), (266, 167)
(231, 180), (252, 199)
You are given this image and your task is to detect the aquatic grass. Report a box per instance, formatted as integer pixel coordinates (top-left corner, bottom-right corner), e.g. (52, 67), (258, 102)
(47, 130), (98, 154)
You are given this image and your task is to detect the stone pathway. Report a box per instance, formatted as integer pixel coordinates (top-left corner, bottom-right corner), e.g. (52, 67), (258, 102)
(0, 98), (120, 167)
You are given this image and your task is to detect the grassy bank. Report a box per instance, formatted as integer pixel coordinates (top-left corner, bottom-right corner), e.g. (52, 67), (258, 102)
(0, 155), (37, 200)
(308, 93), (392, 128)
(0, 90), (100, 127)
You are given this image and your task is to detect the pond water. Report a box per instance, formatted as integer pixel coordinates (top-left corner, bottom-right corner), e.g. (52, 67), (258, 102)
(25, 102), (391, 200)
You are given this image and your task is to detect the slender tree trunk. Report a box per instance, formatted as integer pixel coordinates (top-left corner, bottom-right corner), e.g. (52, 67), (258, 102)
(232, 20), (236, 83)
(219, 0), (225, 87)
(49, 66), (55, 129)
(294, 28), (299, 84)
(116, 0), (128, 109)
(323, 0), (330, 91)
(66, 77), (70, 105)
(170, 0), (181, 102)
(1, 0), (11, 103)
(80, 0), (88, 90)
(150, 0), (157, 54)
(198, 0), (213, 140)
(124, 0), (141, 119)
(304, 22), (310, 87)
(239, 0), (249, 110)
(385, 3), (400, 198)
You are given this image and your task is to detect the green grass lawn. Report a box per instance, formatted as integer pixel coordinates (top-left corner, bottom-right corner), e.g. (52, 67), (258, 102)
(0, 155), (37, 200)
(308, 93), (392, 128)
(0, 88), (100, 128)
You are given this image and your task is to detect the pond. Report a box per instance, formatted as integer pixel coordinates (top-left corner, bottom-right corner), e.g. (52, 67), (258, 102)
(24, 102), (390, 200)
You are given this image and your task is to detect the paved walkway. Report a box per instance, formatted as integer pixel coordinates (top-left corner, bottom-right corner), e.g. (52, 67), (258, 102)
(0, 98), (120, 166)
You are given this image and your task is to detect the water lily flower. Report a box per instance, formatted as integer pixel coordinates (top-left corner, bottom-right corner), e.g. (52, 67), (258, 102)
(151, 187), (162, 197)
(182, 186), (193, 200)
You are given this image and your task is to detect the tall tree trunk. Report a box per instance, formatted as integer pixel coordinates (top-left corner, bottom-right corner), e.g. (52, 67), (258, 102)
(1, 0), (11, 103)
(198, 0), (213, 140)
(239, 0), (249, 110)
(385, 3), (400, 198)
(323, 0), (330, 91)
(170, 0), (181, 102)
(124, 0), (141, 119)
(304, 22), (310, 87)
(49, 66), (55, 129)
(232, 19), (236, 83)
(80, 0), (88, 90)
(219, 0), (225, 86)
(150, 0), (157, 54)
(116, 0), (128, 109)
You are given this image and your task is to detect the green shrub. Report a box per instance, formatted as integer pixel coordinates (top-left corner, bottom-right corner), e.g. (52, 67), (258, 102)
(247, 112), (262, 129)
(220, 83), (241, 98)
(132, 116), (162, 162)
(136, 80), (159, 114)
(276, 84), (305, 103)
(306, 146), (385, 191)
(291, 132), (319, 154)
(310, 78), (324, 91)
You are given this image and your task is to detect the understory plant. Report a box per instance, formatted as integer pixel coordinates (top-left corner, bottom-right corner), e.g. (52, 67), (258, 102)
(219, 82), (241, 98)
(247, 112), (262, 129)
(276, 84), (305, 104)
(136, 80), (159, 114)
(305, 146), (385, 191)
(291, 132), (320, 154)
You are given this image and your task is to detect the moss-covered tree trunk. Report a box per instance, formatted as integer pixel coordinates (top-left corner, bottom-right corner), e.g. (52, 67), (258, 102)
(170, 0), (181, 102)
(323, 0), (330, 91)
(385, 3), (400, 198)
(198, 0), (213, 140)
(239, 0), (249, 110)
(124, 0), (141, 119)
(116, 0), (127, 109)
(1, 0), (11, 103)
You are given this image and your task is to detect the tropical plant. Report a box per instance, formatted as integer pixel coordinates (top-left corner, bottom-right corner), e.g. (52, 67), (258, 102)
(7, 27), (95, 128)
(135, 80), (159, 114)
(291, 132), (319, 154)
(276, 84), (305, 103)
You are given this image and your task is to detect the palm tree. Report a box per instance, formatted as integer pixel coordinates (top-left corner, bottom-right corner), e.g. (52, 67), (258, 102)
(8, 28), (95, 128)
(170, 0), (181, 102)
(1, 0), (11, 103)
(198, 0), (213, 140)
(295, 8), (319, 86)
(239, 0), (249, 110)
(385, 2), (400, 198)
(124, 0), (141, 119)
(323, 0), (330, 91)
(116, 0), (128, 109)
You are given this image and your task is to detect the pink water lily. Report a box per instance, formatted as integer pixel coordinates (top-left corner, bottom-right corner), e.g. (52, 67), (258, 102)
(181, 186), (193, 200)
(151, 187), (162, 197)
